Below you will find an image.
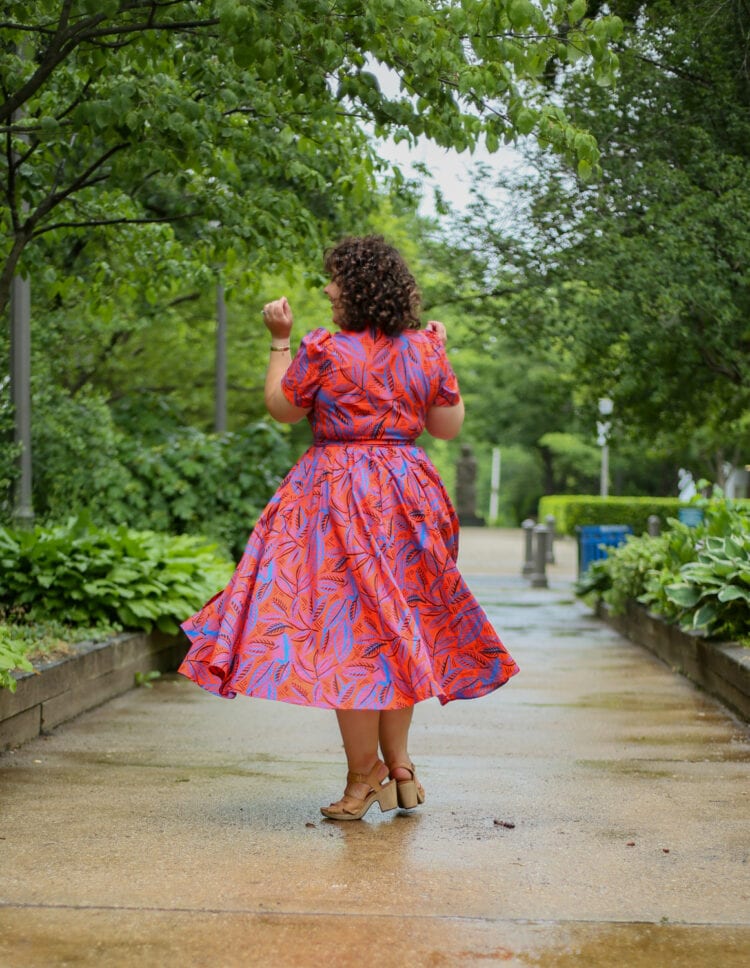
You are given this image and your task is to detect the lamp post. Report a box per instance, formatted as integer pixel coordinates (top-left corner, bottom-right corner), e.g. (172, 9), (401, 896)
(597, 397), (613, 498)
(214, 277), (227, 433)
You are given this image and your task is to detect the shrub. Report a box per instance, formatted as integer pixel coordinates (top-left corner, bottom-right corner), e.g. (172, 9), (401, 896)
(30, 384), (134, 528)
(0, 515), (233, 639)
(20, 406), (292, 559)
(541, 495), (686, 536)
(576, 499), (750, 643)
(104, 422), (292, 558)
(0, 630), (33, 693)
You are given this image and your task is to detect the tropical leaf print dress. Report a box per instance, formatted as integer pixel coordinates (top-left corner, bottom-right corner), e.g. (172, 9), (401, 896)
(179, 326), (519, 708)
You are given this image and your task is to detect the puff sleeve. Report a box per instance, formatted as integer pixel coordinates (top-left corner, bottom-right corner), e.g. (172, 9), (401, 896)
(281, 328), (332, 409)
(427, 335), (461, 407)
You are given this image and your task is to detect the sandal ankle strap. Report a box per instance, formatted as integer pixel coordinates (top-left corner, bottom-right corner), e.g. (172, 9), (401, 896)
(347, 762), (386, 789)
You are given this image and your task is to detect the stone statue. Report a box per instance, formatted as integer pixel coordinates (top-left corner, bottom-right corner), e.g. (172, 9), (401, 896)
(455, 444), (484, 526)
(677, 468), (696, 502)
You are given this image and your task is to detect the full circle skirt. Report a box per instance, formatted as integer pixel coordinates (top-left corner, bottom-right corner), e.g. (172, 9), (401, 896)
(179, 442), (519, 708)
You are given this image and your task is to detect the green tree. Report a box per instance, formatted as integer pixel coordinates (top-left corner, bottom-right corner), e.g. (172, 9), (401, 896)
(430, 0), (750, 487)
(1, 0), (622, 312)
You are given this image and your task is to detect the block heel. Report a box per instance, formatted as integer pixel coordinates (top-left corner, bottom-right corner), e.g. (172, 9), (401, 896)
(388, 763), (426, 810)
(320, 761), (398, 820)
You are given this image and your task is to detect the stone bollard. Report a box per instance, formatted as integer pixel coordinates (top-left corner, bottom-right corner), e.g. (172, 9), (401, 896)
(648, 515), (661, 537)
(521, 519), (536, 576)
(545, 513), (556, 564)
(530, 524), (550, 588)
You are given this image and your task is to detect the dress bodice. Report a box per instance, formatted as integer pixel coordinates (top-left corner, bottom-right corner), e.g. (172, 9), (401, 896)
(281, 327), (460, 443)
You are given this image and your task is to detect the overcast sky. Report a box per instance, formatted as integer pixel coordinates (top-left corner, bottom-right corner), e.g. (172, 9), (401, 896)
(375, 135), (523, 216)
(369, 64), (524, 216)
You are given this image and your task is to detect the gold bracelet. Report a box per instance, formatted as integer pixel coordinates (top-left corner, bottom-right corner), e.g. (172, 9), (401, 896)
(270, 345), (290, 352)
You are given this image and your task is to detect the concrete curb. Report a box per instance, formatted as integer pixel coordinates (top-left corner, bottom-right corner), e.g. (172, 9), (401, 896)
(598, 600), (750, 722)
(0, 631), (185, 751)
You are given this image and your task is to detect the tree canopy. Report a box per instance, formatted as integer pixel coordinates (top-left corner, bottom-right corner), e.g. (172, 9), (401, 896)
(433, 0), (750, 484)
(1, 0), (623, 313)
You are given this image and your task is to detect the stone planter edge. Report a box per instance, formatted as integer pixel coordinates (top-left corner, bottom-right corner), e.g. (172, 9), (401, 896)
(0, 630), (185, 752)
(597, 599), (750, 722)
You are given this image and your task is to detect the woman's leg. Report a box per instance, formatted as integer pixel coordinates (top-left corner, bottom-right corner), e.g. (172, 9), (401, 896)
(331, 710), (386, 800)
(378, 706), (414, 780)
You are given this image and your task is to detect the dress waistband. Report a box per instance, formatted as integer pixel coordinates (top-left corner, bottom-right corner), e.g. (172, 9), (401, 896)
(313, 438), (416, 448)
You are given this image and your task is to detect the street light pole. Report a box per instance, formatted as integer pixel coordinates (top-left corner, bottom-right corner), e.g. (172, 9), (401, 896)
(597, 397), (613, 499)
(10, 45), (34, 529)
(214, 279), (227, 433)
(10, 273), (34, 528)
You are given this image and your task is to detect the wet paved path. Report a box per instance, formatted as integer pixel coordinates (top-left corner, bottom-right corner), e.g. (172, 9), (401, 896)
(1, 529), (748, 967)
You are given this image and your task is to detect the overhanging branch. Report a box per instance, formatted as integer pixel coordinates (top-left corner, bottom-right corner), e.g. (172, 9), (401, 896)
(32, 213), (197, 237)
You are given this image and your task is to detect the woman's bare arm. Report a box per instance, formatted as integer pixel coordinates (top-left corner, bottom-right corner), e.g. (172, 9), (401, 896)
(425, 399), (465, 440)
(262, 297), (310, 424)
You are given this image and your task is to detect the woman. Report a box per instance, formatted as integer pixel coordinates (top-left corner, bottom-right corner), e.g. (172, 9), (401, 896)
(179, 235), (519, 820)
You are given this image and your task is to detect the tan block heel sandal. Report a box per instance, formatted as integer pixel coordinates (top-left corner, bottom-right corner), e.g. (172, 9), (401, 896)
(320, 763), (398, 820)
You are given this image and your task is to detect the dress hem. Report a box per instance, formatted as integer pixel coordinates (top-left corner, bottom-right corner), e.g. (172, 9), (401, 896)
(176, 660), (519, 711)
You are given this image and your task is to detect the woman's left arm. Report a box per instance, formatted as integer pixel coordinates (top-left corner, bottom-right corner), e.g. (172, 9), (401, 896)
(262, 297), (310, 424)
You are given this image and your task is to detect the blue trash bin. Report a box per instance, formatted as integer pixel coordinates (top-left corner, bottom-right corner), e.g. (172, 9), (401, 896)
(578, 524), (633, 576)
(678, 507), (704, 527)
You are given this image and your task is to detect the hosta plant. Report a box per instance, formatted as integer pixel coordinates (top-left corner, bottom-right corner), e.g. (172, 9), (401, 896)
(0, 515), (234, 690)
(660, 534), (750, 640)
(576, 497), (750, 644)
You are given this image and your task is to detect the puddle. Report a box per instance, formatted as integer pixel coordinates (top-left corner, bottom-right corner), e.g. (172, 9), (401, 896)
(576, 758), (675, 778)
(623, 734), (750, 761)
(517, 923), (750, 968)
(566, 693), (692, 712)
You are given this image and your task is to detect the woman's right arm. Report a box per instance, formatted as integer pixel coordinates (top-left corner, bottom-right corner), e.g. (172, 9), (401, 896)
(425, 399), (465, 440)
(424, 318), (464, 439)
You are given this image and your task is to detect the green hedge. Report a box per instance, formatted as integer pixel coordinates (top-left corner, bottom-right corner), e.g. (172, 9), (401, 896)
(540, 496), (683, 536)
(539, 494), (750, 536)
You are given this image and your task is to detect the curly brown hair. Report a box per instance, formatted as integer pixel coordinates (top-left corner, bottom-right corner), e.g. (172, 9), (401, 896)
(323, 235), (421, 336)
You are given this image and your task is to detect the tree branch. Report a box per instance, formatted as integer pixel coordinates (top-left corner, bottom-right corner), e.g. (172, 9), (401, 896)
(31, 213), (197, 238)
(423, 284), (521, 312)
(23, 143), (129, 235)
(82, 17), (220, 41)
(0, 4), (219, 124)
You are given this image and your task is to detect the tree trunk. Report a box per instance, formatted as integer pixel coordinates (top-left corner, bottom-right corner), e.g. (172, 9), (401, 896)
(539, 445), (556, 494)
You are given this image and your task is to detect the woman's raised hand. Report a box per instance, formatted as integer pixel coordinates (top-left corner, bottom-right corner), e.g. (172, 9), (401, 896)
(426, 320), (447, 345)
(262, 297), (294, 339)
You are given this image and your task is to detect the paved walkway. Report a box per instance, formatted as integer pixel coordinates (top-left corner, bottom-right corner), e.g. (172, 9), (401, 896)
(1, 529), (748, 967)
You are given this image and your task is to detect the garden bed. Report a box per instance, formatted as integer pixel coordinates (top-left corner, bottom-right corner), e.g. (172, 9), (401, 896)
(598, 599), (750, 722)
(0, 631), (184, 751)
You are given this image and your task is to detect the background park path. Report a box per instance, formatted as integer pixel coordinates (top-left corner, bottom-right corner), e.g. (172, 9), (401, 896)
(1, 528), (748, 967)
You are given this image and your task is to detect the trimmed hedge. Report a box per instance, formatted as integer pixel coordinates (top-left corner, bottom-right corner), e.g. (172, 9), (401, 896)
(540, 496), (682, 536)
(539, 494), (750, 536)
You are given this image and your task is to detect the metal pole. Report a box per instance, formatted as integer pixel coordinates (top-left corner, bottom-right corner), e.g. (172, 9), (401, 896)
(9, 43), (34, 528)
(10, 273), (34, 528)
(489, 446), (500, 523)
(600, 440), (609, 498)
(545, 513), (556, 564)
(521, 518), (535, 576)
(214, 280), (227, 433)
(530, 524), (549, 588)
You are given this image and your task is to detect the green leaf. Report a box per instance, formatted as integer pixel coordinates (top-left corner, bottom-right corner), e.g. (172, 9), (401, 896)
(692, 603), (718, 630)
(717, 585), (750, 603)
(568, 0), (587, 24)
(509, 0), (535, 29)
(664, 584), (702, 608)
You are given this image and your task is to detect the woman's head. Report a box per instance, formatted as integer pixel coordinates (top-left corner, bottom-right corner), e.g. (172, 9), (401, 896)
(323, 235), (421, 336)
